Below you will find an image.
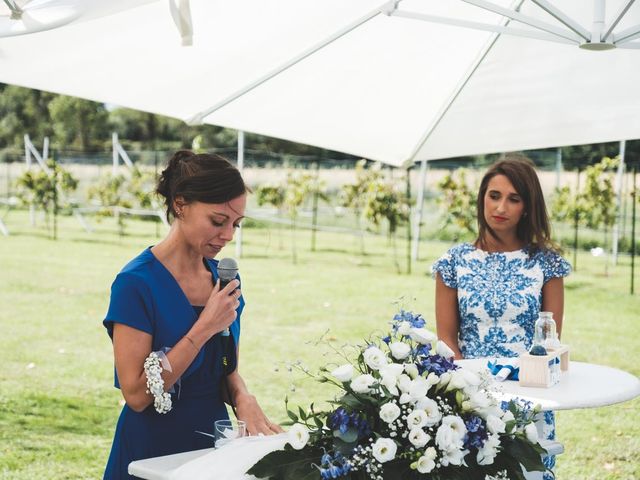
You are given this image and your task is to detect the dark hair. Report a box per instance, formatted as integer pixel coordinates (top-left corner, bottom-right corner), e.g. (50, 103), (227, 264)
(476, 153), (557, 253)
(156, 150), (247, 221)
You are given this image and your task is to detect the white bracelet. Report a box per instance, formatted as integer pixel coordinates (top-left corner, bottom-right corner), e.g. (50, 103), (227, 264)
(144, 351), (172, 414)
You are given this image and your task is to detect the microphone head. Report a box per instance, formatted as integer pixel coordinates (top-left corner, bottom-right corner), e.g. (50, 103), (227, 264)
(217, 257), (239, 282)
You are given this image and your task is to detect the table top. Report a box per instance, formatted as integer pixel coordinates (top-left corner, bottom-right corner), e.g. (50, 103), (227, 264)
(456, 359), (640, 411)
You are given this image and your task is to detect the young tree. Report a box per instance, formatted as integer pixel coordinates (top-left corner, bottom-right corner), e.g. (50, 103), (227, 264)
(436, 168), (476, 241)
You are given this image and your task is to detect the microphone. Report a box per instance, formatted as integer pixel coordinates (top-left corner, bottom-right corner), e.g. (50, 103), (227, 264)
(217, 257), (239, 336)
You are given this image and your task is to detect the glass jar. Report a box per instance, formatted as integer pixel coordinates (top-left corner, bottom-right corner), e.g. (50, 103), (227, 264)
(534, 311), (558, 349)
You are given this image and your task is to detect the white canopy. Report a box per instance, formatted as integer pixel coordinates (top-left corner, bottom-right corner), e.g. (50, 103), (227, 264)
(1, 0), (639, 167)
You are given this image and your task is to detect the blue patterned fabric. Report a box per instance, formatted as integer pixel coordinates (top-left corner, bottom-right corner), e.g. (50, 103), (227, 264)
(432, 243), (570, 359)
(432, 243), (570, 478)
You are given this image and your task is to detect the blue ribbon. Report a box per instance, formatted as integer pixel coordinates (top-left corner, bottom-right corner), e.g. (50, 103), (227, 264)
(487, 360), (519, 381)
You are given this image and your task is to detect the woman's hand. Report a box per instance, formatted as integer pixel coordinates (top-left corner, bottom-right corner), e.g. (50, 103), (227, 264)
(235, 393), (284, 436)
(195, 279), (241, 340)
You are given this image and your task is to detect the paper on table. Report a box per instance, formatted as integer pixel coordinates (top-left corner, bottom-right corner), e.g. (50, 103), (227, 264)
(169, 433), (289, 480)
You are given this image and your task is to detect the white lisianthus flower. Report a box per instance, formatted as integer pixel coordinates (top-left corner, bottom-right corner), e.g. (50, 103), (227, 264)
(477, 433), (501, 465)
(409, 377), (431, 401)
(436, 340), (456, 359)
(408, 427), (430, 448)
(447, 370), (469, 391)
(443, 415), (467, 438)
(350, 374), (375, 393)
(426, 372), (440, 386)
(379, 402), (401, 424)
(486, 414), (506, 434)
(363, 346), (388, 370)
(469, 391), (492, 411)
(397, 321), (412, 336)
(379, 363), (404, 379)
(415, 397), (442, 426)
(501, 410), (516, 433)
(416, 447), (437, 473)
(331, 364), (354, 383)
(409, 327), (437, 345)
(438, 371), (452, 388)
(287, 424), (310, 450)
(389, 341), (411, 360)
(525, 423), (539, 443)
(372, 438), (397, 463)
(380, 374), (399, 396)
(440, 445), (468, 466)
(397, 374), (412, 393)
(404, 363), (419, 379)
(406, 409), (429, 429)
(399, 393), (412, 404)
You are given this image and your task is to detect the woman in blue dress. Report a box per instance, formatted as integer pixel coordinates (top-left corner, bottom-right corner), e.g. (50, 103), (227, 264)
(432, 154), (570, 479)
(103, 151), (282, 479)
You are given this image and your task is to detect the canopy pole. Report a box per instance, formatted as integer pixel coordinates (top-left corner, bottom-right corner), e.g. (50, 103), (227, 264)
(2, 0), (22, 19)
(235, 130), (245, 259)
(602, 0), (635, 42)
(612, 140), (626, 265)
(411, 160), (427, 261)
(555, 148), (562, 189)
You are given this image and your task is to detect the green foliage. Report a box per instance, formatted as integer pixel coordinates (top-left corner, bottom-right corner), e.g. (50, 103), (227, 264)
(0, 85), (55, 149)
(436, 169), (476, 240)
(15, 160), (78, 214)
(47, 95), (109, 151)
(363, 171), (410, 236)
(256, 184), (286, 211)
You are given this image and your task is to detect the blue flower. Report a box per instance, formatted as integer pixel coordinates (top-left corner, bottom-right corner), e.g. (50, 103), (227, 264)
(463, 415), (488, 450)
(418, 354), (458, 375)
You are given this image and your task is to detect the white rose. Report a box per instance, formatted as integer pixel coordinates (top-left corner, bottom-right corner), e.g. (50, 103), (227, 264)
(397, 374), (412, 393)
(397, 321), (412, 336)
(389, 341), (411, 360)
(404, 363), (419, 379)
(406, 409), (429, 429)
(416, 454), (436, 474)
(436, 340), (455, 359)
(409, 377), (431, 401)
(379, 402), (401, 424)
(476, 433), (500, 465)
(331, 364), (354, 383)
(442, 415), (467, 439)
(416, 397), (442, 426)
(350, 374), (375, 393)
(379, 363), (404, 379)
(410, 327), (437, 345)
(408, 427), (430, 448)
(363, 346), (388, 370)
(486, 414), (506, 434)
(287, 424), (309, 450)
(525, 423), (539, 443)
(372, 438), (397, 463)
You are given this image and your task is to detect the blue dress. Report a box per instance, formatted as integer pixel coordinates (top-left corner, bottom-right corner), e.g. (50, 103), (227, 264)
(432, 243), (571, 479)
(102, 248), (244, 479)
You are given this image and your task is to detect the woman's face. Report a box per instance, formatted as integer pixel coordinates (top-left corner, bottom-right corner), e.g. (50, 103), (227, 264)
(483, 174), (525, 236)
(177, 193), (247, 258)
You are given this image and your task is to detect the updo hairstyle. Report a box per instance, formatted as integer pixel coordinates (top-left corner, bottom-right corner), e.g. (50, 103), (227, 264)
(156, 150), (247, 222)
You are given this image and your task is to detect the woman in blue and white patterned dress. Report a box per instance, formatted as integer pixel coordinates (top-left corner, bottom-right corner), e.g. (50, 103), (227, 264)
(432, 154), (571, 479)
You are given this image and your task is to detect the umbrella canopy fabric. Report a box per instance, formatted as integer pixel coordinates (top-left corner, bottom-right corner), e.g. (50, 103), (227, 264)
(0, 0), (639, 167)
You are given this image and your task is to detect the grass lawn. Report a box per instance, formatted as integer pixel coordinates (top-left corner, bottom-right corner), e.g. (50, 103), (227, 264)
(0, 211), (639, 479)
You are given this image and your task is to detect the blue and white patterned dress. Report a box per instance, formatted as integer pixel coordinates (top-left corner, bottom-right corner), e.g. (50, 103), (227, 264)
(432, 242), (571, 478)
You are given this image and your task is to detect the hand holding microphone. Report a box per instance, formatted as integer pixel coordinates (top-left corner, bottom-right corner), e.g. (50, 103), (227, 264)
(214, 258), (240, 336)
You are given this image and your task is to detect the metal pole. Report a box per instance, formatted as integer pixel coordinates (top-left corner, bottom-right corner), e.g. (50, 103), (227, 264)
(235, 131), (244, 259)
(112, 132), (119, 176)
(555, 148), (562, 189)
(406, 166), (412, 275)
(631, 167), (637, 295)
(411, 159), (428, 261)
(311, 158), (321, 252)
(612, 140), (626, 265)
(573, 168), (580, 271)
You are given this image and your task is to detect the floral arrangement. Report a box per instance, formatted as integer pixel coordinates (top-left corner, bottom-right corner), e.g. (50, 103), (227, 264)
(249, 311), (547, 480)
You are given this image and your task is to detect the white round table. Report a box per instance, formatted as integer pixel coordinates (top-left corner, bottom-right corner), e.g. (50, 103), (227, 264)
(456, 359), (640, 410)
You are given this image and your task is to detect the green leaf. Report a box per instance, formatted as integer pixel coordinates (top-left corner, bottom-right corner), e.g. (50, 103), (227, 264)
(248, 446), (323, 480)
(502, 436), (546, 472)
(333, 426), (358, 443)
(287, 409), (298, 423)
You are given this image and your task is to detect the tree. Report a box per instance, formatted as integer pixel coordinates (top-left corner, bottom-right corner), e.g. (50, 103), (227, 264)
(0, 84), (55, 150)
(48, 95), (109, 151)
(436, 168), (477, 242)
(255, 183), (286, 249)
(14, 159), (78, 239)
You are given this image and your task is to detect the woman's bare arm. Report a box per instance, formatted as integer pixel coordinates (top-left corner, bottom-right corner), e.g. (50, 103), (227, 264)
(435, 273), (463, 360)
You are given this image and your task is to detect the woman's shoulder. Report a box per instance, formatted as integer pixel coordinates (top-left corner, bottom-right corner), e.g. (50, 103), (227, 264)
(527, 247), (572, 278)
(438, 242), (476, 260)
(115, 248), (156, 284)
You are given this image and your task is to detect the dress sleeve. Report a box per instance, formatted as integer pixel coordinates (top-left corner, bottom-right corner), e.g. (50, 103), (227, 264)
(431, 249), (458, 289)
(541, 251), (572, 284)
(103, 272), (154, 339)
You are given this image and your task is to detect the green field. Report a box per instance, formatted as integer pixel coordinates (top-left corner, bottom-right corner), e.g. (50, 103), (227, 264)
(1, 211), (638, 479)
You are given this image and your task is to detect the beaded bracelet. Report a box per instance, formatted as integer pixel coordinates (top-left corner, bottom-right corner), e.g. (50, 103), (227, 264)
(144, 351), (172, 414)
